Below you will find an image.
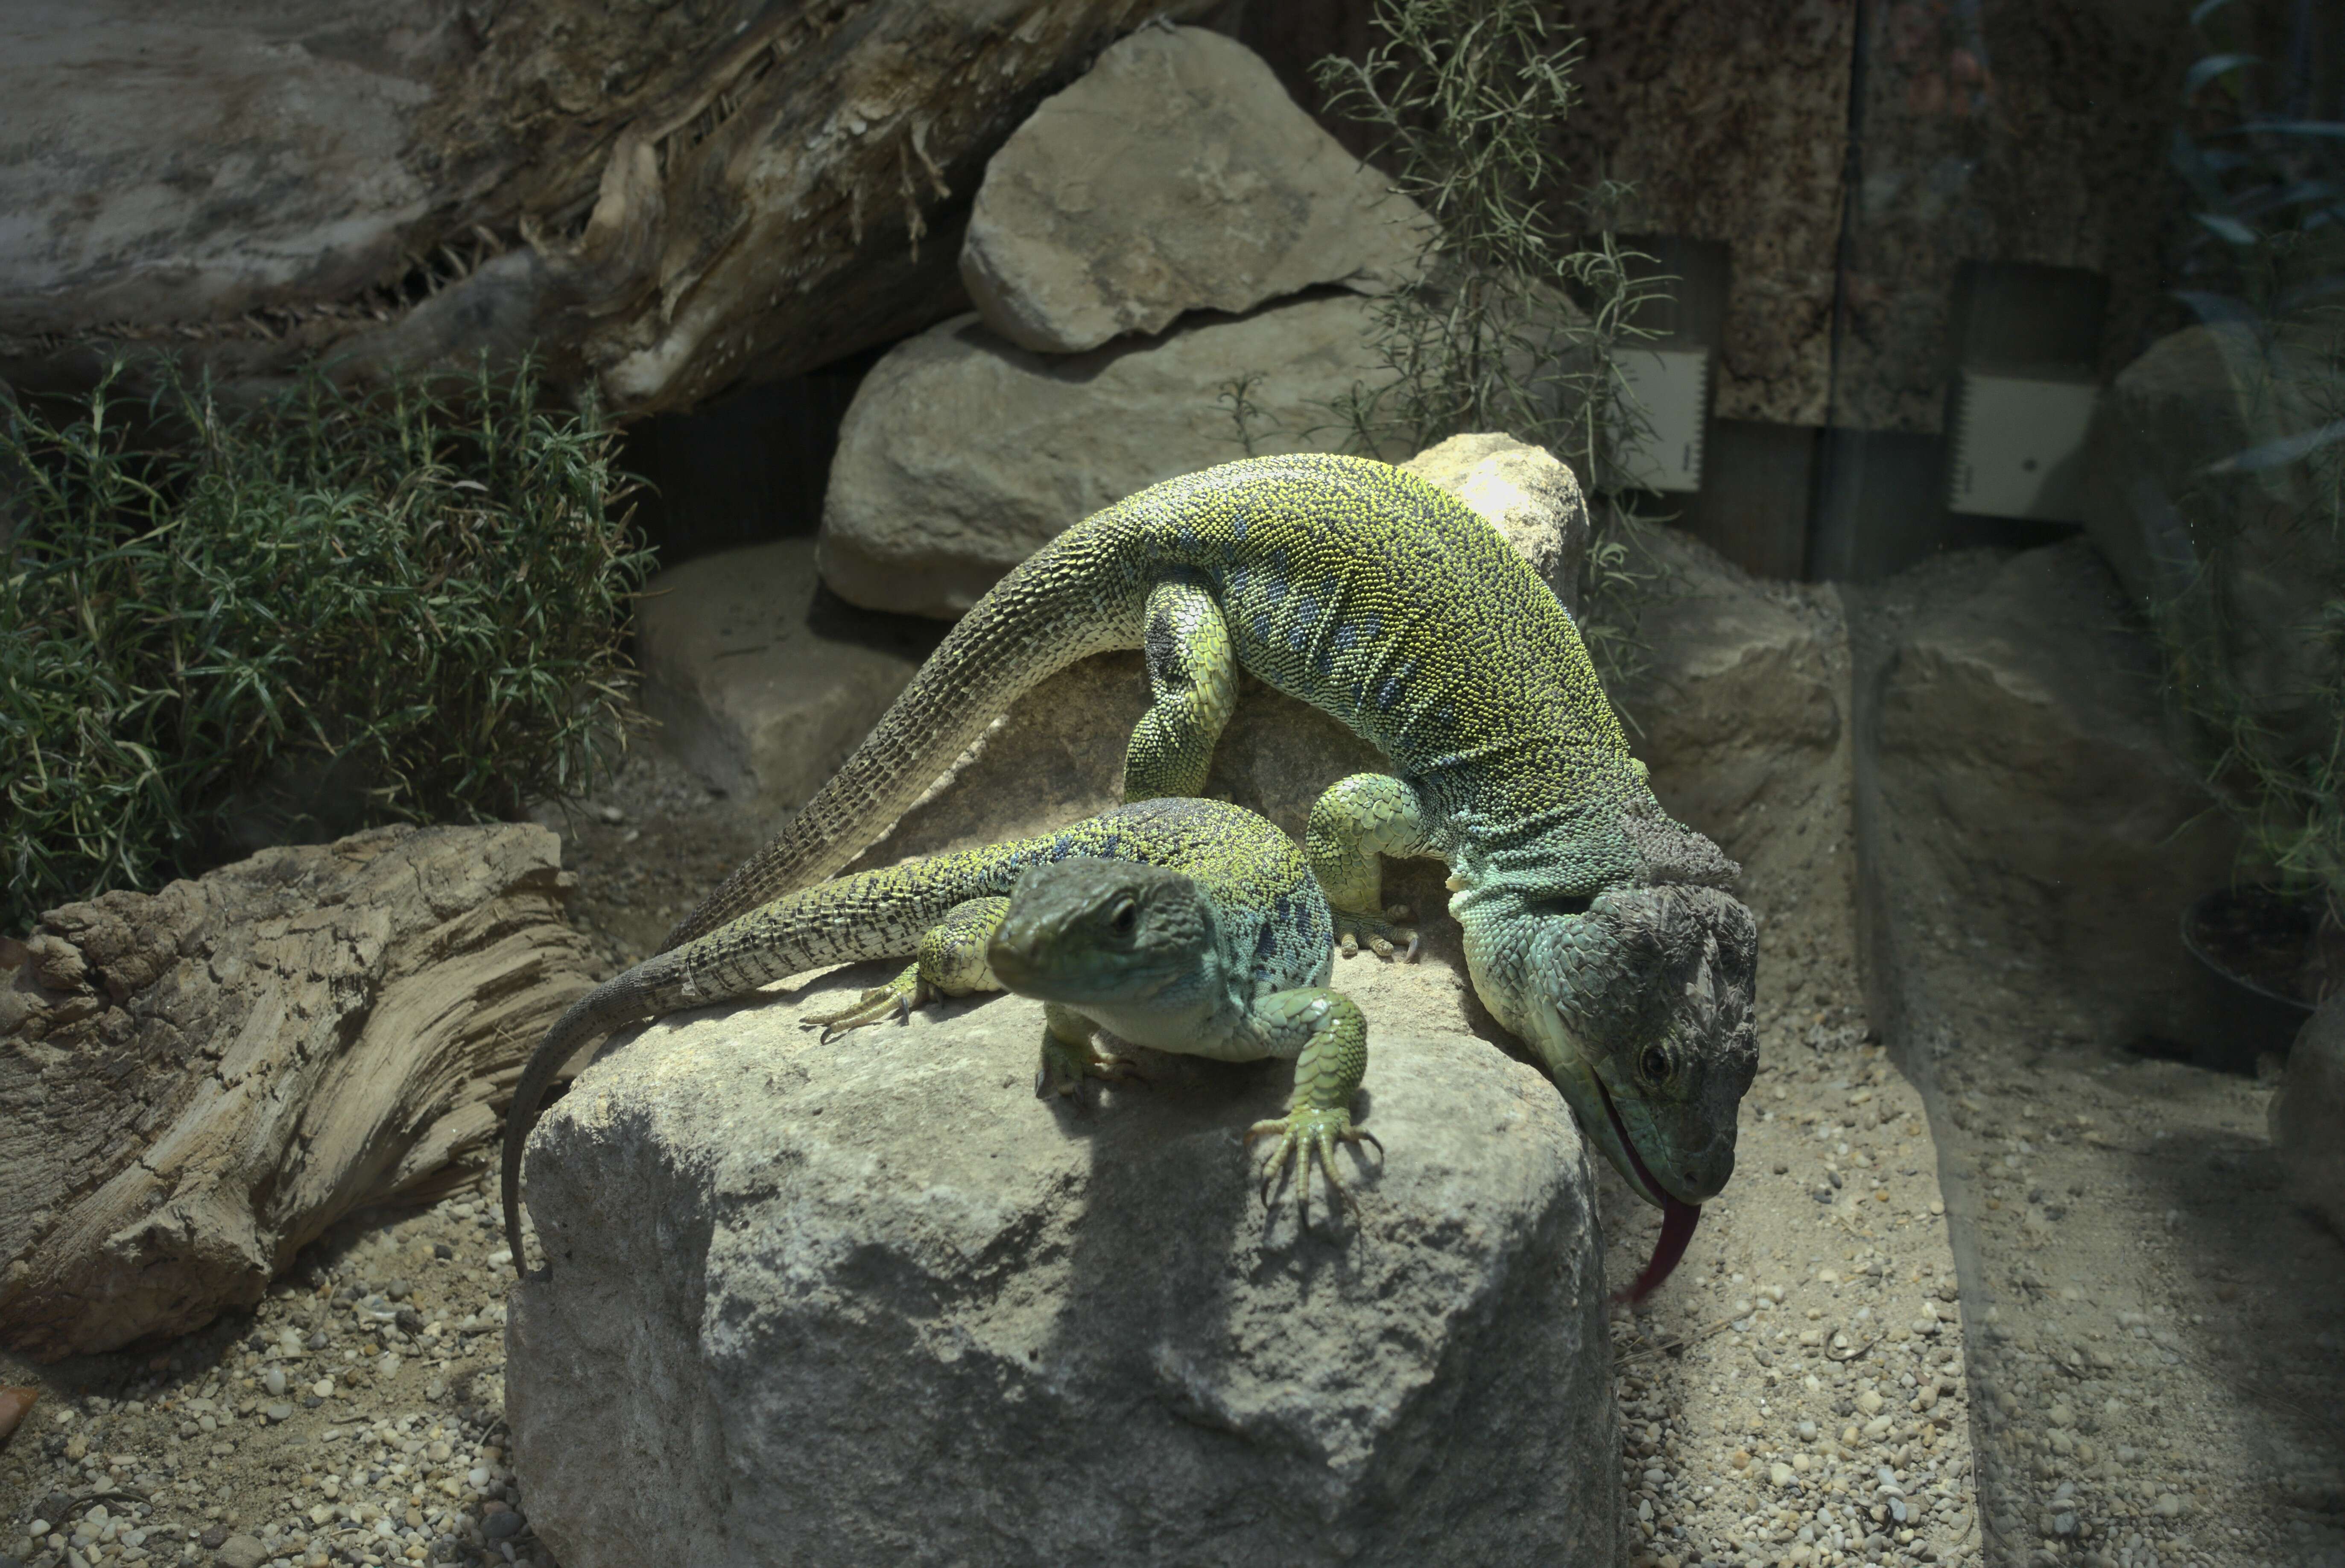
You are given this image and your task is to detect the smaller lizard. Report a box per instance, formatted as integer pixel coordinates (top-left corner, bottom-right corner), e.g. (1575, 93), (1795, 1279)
(503, 798), (1379, 1276)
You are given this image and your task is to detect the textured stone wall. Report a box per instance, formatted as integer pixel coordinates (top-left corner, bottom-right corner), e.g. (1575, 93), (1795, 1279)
(1835, 0), (2196, 433)
(1234, 0), (2200, 436)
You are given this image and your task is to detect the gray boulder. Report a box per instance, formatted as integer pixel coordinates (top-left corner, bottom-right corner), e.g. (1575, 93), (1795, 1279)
(2081, 320), (2342, 758)
(1876, 539), (2241, 1053)
(634, 539), (943, 814)
(2276, 996), (2345, 1236)
(506, 958), (1620, 1567)
(816, 294), (1399, 618)
(961, 25), (1430, 354)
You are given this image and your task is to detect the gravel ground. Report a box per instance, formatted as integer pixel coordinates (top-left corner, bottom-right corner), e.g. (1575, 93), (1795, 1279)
(0, 1192), (540, 1568)
(1598, 755), (1981, 1568)
(5, 737), (1983, 1568)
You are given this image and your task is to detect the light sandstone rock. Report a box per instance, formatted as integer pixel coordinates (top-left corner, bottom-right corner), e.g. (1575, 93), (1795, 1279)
(815, 294), (1400, 618)
(506, 943), (1618, 1568)
(1876, 540), (2241, 1055)
(0, 825), (595, 1360)
(634, 539), (944, 814)
(960, 26), (1430, 354)
(1399, 432), (1589, 620)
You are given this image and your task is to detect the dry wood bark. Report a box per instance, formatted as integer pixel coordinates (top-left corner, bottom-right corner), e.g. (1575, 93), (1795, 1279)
(0, 0), (1228, 418)
(0, 824), (597, 1362)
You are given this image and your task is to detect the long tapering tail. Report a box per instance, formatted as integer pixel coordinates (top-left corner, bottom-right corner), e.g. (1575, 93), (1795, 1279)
(658, 524), (1145, 951)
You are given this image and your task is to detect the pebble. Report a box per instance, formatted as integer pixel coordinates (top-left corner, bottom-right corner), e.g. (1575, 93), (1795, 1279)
(483, 1510), (526, 1541)
(215, 1534), (269, 1568)
(263, 1368), (287, 1397)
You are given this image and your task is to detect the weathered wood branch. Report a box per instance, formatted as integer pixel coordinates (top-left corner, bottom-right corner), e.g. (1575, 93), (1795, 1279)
(0, 824), (597, 1362)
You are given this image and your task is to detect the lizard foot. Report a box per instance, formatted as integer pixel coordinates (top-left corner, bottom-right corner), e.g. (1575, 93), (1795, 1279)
(1246, 1106), (1383, 1222)
(802, 967), (925, 1041)
(1333, 906), (1420, 963)
(1034, 1033), (1147, 1099)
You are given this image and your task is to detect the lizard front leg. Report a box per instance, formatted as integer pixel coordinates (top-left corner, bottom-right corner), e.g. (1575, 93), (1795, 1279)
(1305, 772), (1432, 960)
(1122, 575), (1237, 800)
(1243, 988), (1378, 1223)
(804, 895), (1011, 1039)
(1034, 1001), (1146, 1097)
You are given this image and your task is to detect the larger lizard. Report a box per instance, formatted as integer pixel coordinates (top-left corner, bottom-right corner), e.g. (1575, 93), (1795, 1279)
(504, 798), (1372, 1275)
(662, 451), (1760, 1243)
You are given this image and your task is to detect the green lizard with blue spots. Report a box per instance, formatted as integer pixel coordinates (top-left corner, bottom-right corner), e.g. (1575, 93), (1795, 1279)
(659, 451), (1758, 1275)
(503, 798), (1374, 1276)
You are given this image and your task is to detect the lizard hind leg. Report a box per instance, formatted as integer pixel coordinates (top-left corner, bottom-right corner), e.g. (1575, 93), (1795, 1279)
(1306, 773), (1434, 961)
(804, 895), (1012, 1041)
(1242, 988), (1380, 1224)
(1122, 576), (1237, 801)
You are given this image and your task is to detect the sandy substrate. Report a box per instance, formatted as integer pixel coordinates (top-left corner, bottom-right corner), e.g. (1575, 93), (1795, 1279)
(1845, 568), (2345, 1568)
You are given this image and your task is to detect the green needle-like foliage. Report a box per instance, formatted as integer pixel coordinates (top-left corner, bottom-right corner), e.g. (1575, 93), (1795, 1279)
(0, 357), (652, 936)
(1221, 0), (1672, 689)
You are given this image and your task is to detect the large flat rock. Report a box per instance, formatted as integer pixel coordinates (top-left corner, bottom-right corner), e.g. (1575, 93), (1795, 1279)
(815, 295), (1399, 618)
(960, 25), (1428, 353)
(507, 951), (1621, 1567)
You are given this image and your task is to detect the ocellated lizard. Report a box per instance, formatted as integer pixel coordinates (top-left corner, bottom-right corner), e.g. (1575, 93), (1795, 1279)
(662, 453), (1757, 1249)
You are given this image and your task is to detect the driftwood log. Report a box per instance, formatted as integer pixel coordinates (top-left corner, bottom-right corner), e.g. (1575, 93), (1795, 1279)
(0, 0), (1225, 418)
(0, 824), (597, 1362)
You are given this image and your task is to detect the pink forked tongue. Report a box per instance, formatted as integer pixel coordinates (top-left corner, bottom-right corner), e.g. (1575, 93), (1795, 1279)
(1617, 1198), (1702, 1305)
(1596, 1077), (1703, 1304)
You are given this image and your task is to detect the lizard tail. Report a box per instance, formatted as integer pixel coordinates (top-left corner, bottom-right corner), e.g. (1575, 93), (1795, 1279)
(503, 850), (1029, 1275)
(658, 524), (1145, 951)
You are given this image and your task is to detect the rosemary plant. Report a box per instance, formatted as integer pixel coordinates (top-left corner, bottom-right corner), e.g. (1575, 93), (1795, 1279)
(0, 358), (652, 935)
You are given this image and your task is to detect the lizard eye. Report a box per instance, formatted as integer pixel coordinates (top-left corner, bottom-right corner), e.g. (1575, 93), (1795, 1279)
(1108, 897), (1140, 936)
(1639, 1045), (1670, 1083)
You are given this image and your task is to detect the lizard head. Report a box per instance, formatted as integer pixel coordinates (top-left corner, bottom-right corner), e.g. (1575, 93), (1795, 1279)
(1522, 881), (1758, 1213)
(985, 857), (1222, 1010)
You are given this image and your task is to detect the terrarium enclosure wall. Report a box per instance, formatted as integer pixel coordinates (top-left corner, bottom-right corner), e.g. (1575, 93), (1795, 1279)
(3, 3), (2343, 1568)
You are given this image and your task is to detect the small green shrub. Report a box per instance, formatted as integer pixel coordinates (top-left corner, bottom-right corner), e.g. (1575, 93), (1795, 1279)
(0, 358), (652, 935)
(1247, 0), (1675, 688)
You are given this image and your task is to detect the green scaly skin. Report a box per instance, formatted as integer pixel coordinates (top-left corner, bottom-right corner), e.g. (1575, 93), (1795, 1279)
(661, 453), (1758, 1218)
(503, 799), (1374, 1275)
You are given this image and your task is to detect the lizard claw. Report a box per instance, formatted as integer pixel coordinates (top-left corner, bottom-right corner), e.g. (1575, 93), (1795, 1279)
(804, 968), (925, 1042)
(1333, 908), (1420, 965)
(1246, 1107), (1379, 1225)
